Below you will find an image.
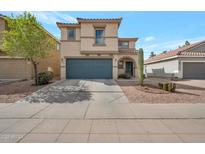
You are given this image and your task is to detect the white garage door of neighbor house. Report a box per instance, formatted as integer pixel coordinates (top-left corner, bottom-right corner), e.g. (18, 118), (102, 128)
(183, 62), (205, 79)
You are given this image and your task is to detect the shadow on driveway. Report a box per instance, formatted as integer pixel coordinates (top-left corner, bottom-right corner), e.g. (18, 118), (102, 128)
(25, 80), (92, 104)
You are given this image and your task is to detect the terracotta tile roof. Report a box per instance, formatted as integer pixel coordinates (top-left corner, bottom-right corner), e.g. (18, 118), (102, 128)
(76, 17), (122, 25)
(180, 50), (205, 56)
(145, 40), (205, 64)
(57, 17), (122, 28)
(76, 17), (122, 21)
(56, 22), (80, 28)
(56, 22), (79, 25)
(119, 38), (138, 42)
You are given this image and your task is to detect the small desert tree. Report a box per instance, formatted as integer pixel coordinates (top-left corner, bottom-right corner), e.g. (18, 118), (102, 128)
(185, 40), (190, 46)
(149, 51), (156, 58)
(2, 12), (56, 85)
(137, 48), (144, 86)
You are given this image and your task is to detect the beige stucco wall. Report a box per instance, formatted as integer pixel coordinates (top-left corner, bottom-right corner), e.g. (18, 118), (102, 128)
(80, 22), (119, 52)
(0, 48), (60, 79)
(0, 58), (32, 79)
(81, 38), (118, 52)
(61, 27), (80, 40)
(35, 48), (60, 77)
(0, 17), (60, 79)
(59, 21), (138, 80)
(80, 23), (118, 37)
(60, 41), (81, 79)
(129, 41), (136, 49)
(113, 54), (138, 79)
(60, 27), (82, 79)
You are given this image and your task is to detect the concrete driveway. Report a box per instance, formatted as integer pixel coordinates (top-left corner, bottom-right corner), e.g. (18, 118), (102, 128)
(174, 79), (205, 89)
(0, 80), (135, 119)
(0, 79), (205, 119)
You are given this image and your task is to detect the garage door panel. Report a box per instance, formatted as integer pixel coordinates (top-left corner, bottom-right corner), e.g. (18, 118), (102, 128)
(66, 59), (112, 79)
(183, 62), (205, 79)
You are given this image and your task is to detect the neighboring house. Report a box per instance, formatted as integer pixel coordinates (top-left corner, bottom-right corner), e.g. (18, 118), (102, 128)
(57, 17), (138, 79)
(145, 40), (205, 79)
(0, 14), (60, 79)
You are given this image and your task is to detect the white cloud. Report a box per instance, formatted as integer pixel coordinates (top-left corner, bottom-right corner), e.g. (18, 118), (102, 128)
(0, 11), (78, 39)
(52, 12), (77, 23)
(142, 36), (205, 59)
(144, 36), (205, 52)
(4, 11), (77, 25)
(31, 11), (77, 25)
(144, 36), (155, 42)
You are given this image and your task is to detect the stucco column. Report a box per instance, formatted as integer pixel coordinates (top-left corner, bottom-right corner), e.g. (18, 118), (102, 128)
(60, 57), (66, 79)
(113, 57), (118, 79)
(178, 60), (183, 79)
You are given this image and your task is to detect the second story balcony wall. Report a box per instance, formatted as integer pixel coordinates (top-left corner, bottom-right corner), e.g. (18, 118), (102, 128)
(118, 38), (138, 54)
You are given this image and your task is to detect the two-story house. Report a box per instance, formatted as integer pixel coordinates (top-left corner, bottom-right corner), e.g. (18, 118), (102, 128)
(0, 14), (60, 79)
(57, 17), (138, 79)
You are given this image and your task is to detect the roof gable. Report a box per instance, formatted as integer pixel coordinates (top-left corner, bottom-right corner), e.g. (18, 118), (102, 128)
(145, 40), (205, 64)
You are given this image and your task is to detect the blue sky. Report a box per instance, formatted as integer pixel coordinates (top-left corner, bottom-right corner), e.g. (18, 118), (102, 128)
(1, 11), (205, 59)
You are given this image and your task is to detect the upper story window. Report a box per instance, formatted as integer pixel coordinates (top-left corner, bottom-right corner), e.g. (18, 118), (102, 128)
(119, 41), (129, 48)
(67, 28), (76, 40)
(95, 28), (105, 45)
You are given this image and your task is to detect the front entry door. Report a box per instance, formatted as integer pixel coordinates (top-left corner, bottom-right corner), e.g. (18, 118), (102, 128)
(125, 62), (133, 76)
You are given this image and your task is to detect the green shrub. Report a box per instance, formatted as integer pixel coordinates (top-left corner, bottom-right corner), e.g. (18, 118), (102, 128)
(158, 83), (163, 89)
(47, 71), (54, 80)
(37, 71), (53, 85)
(158, 82), (176, 92)
(118, 73), (131, 79)
(163, 83), (169, 91)
(168, 83), (176, 92)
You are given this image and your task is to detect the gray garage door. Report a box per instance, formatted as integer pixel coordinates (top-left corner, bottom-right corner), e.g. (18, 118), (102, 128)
(66, 59), (112, 79)
(183, 62), (205, 79)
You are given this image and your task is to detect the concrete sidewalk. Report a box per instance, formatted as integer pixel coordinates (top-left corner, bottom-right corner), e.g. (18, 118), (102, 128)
(1, 103), (205, 142)
(0, 119), (205, 143)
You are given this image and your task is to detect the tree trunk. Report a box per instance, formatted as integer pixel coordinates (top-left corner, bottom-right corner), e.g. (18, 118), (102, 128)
(31, 60), (38, 86)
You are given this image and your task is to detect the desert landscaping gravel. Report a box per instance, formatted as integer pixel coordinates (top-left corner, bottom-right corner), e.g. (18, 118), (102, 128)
(118, 78), (205, 103)
(0, 80), (47, 103)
